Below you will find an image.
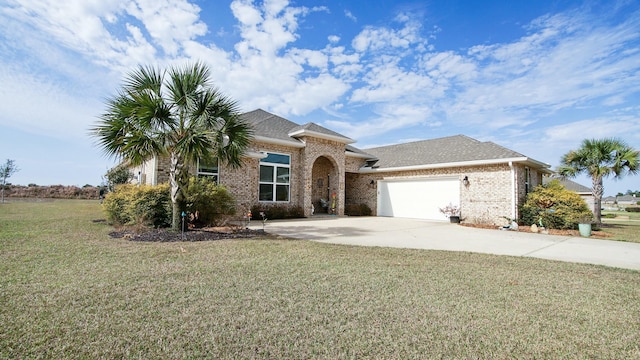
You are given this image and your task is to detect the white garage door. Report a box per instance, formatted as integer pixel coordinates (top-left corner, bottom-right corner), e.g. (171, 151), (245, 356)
(377, 177), (460, 220)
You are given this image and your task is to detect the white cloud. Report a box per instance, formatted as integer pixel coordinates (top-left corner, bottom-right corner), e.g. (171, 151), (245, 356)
(350, 63), (440, 103)
(326, 103), (434, 140)
(1, 0), (210, 70)
(0, 67), (104, 139)
(344, 9), (357, 22)
(328, 35), (340, 43)
(124, 0), (207, 56)
(544, 117), (640, 145)
(435, 10), (640, 131)
(272, 74), (350, 116)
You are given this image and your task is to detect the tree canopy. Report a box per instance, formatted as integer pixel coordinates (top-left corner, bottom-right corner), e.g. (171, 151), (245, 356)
(1, 159), (19, 203)
(558, 138), (639, 224)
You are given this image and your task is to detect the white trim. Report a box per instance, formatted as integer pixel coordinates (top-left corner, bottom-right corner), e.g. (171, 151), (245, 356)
(244, 151), (269, 159)
(359, 157), (549, 173)
(380, 175), (459, 182)
(345, 151), (374, 159)
(288, 129), (355, 144)
(151, 157), (158, 186)
(254, 135), (305, 148)
(259, 152), (291, 203)
(509, 161), (516, 220)
(197, 158), (219, 182)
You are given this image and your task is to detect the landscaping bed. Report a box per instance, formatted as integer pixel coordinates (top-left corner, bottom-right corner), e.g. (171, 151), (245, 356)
(460, 222), (612, 238)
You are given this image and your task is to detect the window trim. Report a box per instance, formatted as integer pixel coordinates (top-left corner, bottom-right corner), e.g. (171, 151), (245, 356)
(259, 152), (291, 202)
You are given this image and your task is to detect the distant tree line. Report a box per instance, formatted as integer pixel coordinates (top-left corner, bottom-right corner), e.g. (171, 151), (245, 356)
(3, 184), (101, 199)
(616, 190), (640, 197)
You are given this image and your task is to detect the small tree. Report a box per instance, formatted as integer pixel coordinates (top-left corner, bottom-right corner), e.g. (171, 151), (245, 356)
(1, 159), (19, 203)
(92, 62), (252, 230)
(520, 180), (593, 230)
(104, 165), (134, 192)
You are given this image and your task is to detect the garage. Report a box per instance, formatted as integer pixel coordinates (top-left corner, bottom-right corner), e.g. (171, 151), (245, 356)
(377, 177), (460, 220)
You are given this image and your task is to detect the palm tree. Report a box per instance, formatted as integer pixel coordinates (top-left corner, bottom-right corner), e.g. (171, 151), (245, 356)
(558, 138), (639, 224)
(92, 62), (252, 230)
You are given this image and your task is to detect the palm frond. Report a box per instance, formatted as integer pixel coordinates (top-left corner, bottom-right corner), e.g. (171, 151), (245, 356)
(123, 65), (163, 94)
(216, 115), (253, 168)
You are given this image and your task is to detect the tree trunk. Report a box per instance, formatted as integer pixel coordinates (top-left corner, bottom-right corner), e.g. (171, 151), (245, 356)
(592, 175), (603, 225)
(169, 152), (186, 231)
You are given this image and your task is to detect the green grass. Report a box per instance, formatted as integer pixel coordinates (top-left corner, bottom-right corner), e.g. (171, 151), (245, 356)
(1, 200), (639, 358)
(601, 210), (640, 243)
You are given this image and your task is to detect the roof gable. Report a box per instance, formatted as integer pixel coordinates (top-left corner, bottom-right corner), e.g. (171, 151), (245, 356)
(618, 195), (638, 202)
(240, 109), (353, 145)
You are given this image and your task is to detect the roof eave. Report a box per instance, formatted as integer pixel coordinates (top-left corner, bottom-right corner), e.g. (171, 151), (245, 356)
(359, 157), (550, 173)
(254, 135), (306, 148)
(243, 151), (269, 159)
(288, 129), (355, 144)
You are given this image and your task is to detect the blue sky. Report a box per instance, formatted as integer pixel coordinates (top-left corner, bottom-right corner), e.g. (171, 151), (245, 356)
(1, 0), (639, 196)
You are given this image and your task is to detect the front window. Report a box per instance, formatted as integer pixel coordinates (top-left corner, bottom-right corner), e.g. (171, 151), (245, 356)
(259, 153), (290, 202)
(524, 167), (531, 194)
(198, 158), (219, 183)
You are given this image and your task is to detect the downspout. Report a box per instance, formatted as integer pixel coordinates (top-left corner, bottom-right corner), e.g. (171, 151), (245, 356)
(509, 161), (516, 221)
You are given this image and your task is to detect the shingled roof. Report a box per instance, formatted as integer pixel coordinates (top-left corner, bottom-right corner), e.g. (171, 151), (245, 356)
(361, 135), (550, 171)
(239, 109), (353, 145)
(544, 176), (591, 193)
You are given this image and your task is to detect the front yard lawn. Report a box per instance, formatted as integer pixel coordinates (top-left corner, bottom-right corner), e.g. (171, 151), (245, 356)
(601, 210), (640, 243)
(1, 200), (639, 358)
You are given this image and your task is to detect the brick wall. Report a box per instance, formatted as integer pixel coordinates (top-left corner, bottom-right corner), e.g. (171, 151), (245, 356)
(346, 163), (525, 225)
(139, 141), (543, 225)
(231, 141), (304, 216)
(298, 137), (346, 216)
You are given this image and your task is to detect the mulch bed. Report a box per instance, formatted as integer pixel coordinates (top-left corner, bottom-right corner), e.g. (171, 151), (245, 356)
(460, 223), (612, 238)
(108, 227), (269, 242)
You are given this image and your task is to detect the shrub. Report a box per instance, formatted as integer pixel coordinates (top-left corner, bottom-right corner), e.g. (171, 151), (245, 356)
(626, 207), (640, 212)
(184, 177), (236, 227)
(102, 184), (171, 227)
(345, 203), (372, 216)
(251, 204), (305, 220)
(520, 180), (593, 230)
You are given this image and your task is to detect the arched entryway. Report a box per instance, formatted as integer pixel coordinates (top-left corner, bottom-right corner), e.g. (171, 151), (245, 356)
(311, 156), (339, 214)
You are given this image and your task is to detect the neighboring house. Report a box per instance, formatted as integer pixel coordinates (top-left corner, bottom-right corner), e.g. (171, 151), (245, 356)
(602, 196), (617, 205)
(134, 109), (551, 225)
(544, 176), (595, 212)
(617, 195), (639, 206)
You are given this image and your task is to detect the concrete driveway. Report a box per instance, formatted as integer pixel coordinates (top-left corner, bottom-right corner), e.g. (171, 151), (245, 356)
(252, 216), (640, 271)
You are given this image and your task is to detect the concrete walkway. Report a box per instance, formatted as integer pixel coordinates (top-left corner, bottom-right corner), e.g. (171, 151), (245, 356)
(251, 216), (640, 271)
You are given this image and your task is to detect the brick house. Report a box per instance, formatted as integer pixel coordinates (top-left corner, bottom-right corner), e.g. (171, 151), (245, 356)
(135, 109), (551, 225)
